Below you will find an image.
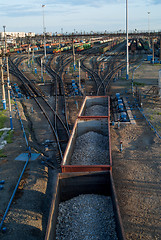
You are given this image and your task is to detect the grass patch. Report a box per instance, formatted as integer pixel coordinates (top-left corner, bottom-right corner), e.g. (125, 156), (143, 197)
(149, 115), (154, 121)
(153, 110), (161, 116)
(155, 125), (161, 130)
(0, 131), (4, 138)
(0, 149), (7, 158)
(120, 77), (126, 80)
(5, 130), (14, 143)
(0, 111), (7, 129)
(133, 82), (145, 87)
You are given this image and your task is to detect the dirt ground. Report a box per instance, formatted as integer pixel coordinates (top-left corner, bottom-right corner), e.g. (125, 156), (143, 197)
(0, 54), (160, 239)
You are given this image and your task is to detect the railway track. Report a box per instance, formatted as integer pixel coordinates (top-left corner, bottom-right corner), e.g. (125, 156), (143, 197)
(36, 55), (70, 136)
(81, 56), (106, 95)
(79, 43), (125, 96)
(9, 56), (70, 166)
(9, 58), (45, 97)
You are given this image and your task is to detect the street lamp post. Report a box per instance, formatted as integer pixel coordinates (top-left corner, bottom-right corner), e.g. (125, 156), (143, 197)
(72, 38), (76, 70)
(126, 0), (129, 80)
(6, 56), (13, 130)
(42, 5), (46, 59)
(3, 26), (6, 58)
(0, 57), (6, 110)
(147, 12), (150, 33)
(41, 57), (43, 82)
(147, 12), (151, 49)
(79, 60), (81, 90)
(160, 36), (161, 63)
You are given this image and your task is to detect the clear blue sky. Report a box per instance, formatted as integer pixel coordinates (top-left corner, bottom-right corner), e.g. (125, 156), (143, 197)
(0, 0), (160, 34)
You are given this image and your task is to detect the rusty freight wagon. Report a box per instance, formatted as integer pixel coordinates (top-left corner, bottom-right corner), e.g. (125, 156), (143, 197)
(61, 96), (111, 173)
(45, 171), (126, 240)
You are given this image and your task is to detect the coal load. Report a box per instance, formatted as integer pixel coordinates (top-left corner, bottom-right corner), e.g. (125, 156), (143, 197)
(56, 194), (118, 240)
(70, 131), (109, 165)
(84, 105), (108, 116)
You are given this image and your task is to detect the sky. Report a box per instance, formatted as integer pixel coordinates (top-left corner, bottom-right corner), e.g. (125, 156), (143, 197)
(0, 0), (160, 34)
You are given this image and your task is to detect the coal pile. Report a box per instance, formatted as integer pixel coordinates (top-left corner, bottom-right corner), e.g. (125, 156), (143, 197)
(56, 194), (118, 240)
(84, 105), (108, 116)
(70, 131), (109, 165)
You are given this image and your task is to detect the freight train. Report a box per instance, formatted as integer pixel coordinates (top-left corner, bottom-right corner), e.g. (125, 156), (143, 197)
(77, 43), (92, 52)
(99, 44), (111, 54)
(45, 96), (126, 240)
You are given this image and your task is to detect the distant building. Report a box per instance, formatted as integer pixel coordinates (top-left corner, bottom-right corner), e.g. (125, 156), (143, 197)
(0, 32), (35, 40)
(46, 32), (52, 36)
(27, 32), (36, 37)
(0, 32), (25, 39)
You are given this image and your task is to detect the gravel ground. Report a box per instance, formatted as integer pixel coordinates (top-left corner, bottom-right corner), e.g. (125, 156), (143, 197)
(84, 105), (108, 116)
(111, 59), (161, 239)
(111, 121), (161, 240)
(56, 194), (118, 240)
(70, 131), (109, 165)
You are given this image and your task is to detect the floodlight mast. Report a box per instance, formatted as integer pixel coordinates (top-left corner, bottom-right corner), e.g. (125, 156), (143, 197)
(42, 5), (46, 59)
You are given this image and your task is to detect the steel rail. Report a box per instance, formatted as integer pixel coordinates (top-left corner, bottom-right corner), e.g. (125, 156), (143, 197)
(36, 55), (70, 136)
(80, 55), (106, 95)
(9, 56), (70, 164)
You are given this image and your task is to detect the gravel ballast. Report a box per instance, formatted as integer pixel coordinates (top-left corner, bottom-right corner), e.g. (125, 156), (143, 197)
(70, 131), (109, 165)
(84, 105), (108, 116)
(56, 194), (118, 240)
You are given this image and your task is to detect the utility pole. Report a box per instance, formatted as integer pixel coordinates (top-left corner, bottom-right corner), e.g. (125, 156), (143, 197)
(41, 57), (43, 82)
(160, 36), (161, 64)
(148, 12), (150, 34)
(6, 56), (13, 130)
(3, 26), (6, 60)
(72, 38), (75, 71)
(126, 0), (129, 80)
(28, 44), (30, 68)
(152, 38), (154, 64)
(79, 60), (81, 90)
(32, 48), (34, 67)
(147, 12), (151, 49)
(0, 57), (6, 110)
(59, 38), (61, 49)
(42, 5), (46, 59)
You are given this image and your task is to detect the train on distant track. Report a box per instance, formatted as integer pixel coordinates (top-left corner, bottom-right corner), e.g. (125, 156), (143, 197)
(6, 38), (117, 55)
(6, 42), (92, 54)
(129, 38), (150, 52)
